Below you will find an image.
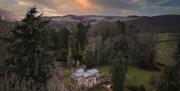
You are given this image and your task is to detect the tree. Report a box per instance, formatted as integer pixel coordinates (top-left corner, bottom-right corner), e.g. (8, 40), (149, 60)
(111, 21), (131, 91)
(158, 65), (179, 91)
(68, 23), (90, 66)
(111, 53), (128, 91)
(0, 9), (13, 64)
(46, 28), (70, 62)
(96, 29), (110, 65)
(158, 34), (180, 91)
(128, 33), (157, 70)
(111, 37), (128, 91)
(5, 7), (53, 84)
(76, 23), (90, 50)
(82, 49), (95, 67)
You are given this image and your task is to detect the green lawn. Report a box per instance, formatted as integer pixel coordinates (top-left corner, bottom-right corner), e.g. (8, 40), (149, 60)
(156, 33), (177, 65)
(126, 66), (160, 87)
(98, 66), (161, 91)
(156, 41), (176, 65)
(63, 67), (75, 85)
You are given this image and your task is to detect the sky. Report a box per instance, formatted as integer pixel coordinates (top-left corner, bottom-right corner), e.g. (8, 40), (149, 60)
(0, 0), (180, 18)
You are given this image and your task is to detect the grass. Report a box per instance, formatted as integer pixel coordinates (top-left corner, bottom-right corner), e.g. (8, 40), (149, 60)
(98, 65), (111, 76)
(62, 67), (75, 85)
(98, 66), (160, 91)
(156, 41), (176, 65)
(155, 33), (177, 65)
(126, 66), (160, 87)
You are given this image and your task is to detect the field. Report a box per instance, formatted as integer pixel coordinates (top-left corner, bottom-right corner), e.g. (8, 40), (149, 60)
(156, 33), (177, 65)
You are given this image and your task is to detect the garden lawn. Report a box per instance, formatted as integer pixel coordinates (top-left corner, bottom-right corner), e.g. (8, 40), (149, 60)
(126, 66), (160, 87)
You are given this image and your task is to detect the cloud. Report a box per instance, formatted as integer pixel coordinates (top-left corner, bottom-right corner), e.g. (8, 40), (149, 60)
(0, 0), (3, 8)
(1, 0), (180, 17)
(41, 8), (63, 16)
(89, 0), (145, 10)
(158, 0), (180, 7)
(139, 0), (180, 15)
(18, 0), (100, 16)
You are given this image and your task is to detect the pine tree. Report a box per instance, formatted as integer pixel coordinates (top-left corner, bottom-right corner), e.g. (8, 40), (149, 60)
(6, 7), (52, 84)
(112, 53), (128, 91)
(82, 49), (95, 67)
(111, 39), (128, 91)
(76, 23), (90, 50)
(111, 21), (129, 91)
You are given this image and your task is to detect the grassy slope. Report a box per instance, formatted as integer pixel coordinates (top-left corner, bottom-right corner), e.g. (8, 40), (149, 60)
(156, 33), (177, 65)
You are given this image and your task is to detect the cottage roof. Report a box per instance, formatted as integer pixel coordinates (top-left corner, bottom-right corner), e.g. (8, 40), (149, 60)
(72, 68), (99, 78)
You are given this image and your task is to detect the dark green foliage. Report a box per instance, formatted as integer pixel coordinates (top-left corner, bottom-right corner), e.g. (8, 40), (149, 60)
(112, 54), (128, 91)
(111, 36), (129, 91)
(158, 66), (179, 91)
(59, 28), (70, 49)
(139, 85), (146, 91)
(76, 23), (90, 50)
(69, 23), (90, 66)
(46, 28), (70, 62)
(111, 21), (132, 91)
(5, 7), (52, 84)
(72, 23), (90, 52)
(47, 28), (70, 50)
(82, 49), (95, 67)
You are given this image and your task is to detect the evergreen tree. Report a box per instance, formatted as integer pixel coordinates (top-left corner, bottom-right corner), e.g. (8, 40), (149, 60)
(158, 65), (179, 91)
(82, 49), (95, 67)
(68, 23), (90, 66)
(111, 39), (128, 91)
(76, 23), (90, 50)
(46, 28), (70, 62)
(6, 7), (52, 84)
(112, 53), (128, 91)
(111, 21), (129, 91)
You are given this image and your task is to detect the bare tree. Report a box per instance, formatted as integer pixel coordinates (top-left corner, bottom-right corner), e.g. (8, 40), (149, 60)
(0, 8), (13, 64)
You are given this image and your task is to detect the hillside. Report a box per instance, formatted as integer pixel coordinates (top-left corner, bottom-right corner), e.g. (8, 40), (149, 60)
(128, 15), (180, 32)
(43, 15), (180, 32)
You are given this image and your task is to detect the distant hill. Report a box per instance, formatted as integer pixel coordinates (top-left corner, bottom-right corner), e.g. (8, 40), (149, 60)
(44, 15), (180, 32)
(127, 15), (180, 32)
(2, 15), (180, 32)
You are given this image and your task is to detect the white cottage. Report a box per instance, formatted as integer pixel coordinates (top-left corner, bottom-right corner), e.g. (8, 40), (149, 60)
(71, 68), (101, 88)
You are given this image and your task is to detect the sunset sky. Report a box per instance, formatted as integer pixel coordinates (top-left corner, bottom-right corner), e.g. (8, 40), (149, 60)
(0, 0), (180, 18)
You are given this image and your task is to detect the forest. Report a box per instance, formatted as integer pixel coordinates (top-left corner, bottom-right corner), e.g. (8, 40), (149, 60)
(0, 7), (180, 91)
